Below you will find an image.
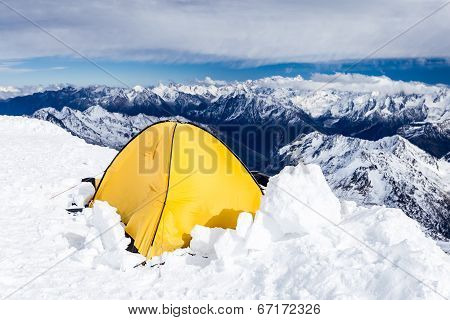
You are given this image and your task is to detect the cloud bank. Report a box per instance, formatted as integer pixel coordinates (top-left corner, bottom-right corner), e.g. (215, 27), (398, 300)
(250, 73), (447, 94)
(0, 0), (449, 64)
(0, 84), (63, 99)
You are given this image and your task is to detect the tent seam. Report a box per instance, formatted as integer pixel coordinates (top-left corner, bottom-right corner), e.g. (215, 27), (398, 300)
(149, 122), (178, 252)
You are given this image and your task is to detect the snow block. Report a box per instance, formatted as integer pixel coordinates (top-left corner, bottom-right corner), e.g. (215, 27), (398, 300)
(245, 211), (283, 250)
(190, 225), (226, 255)
(236, 212), (253, 238)
(214, 229), (247, 260)
(87, 201), (130, 251)
(81, 200), (145, 271)
(72, 182), (95, 207)
(262, 163), (341, 235)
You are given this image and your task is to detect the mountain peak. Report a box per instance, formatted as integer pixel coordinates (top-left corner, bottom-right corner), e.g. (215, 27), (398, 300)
(132, 85), (145, 93)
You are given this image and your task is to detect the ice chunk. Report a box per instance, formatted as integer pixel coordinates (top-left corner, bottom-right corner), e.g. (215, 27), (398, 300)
(86, 200), (130, 251)
(77, 200), (146, 271)
(190, 225), (226, 255)
(236, 212), (253, 238)
(262, 164), (341, 235)
(72, 182), (95, 207)
(214, 229), (247, 260)
(245, 211), (283, 250)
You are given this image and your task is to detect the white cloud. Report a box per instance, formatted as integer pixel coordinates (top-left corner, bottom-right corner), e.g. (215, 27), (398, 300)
(0, 0), (449, 63)
(50, 66), (67, 70)
(0, 83), (64, 99)
(250, 73), (446, 94)
(197, 76), (227, 86)
(0, 62), (33, 73)
(0, 62), (67, 73)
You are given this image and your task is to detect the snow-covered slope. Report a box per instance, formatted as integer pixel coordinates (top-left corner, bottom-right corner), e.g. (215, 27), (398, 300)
(397, 120), (450, 158)
(32, 106), (195, 149)
(33, 105), (151, 149)
(33, 105), (163, 149)
(1, 117), (449, 299)
(276, 132), (450, 240)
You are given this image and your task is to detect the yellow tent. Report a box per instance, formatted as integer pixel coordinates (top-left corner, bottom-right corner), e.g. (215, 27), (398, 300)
(92, 121), (263, 258)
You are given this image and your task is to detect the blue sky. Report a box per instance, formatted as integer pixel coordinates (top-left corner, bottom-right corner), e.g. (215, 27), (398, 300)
(1, 57), (449, 87)
(0, 1), (449, 87)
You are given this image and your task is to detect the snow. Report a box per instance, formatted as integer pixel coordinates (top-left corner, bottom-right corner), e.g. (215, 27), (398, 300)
(33, 105), (191, 150)
(77, 201), (146, 271)
(70, 182), (95, 207)
(27, 74), (449, 158)
(244, 211), (283, 251)
(277, 132), (450, 240)
(254, 73), (445, 96)
(248, 74), (449, 122)
(260, 164), (341, 235)
(213, 229), (247, 260)
(190, 226), (226, 256)
(437, 241), (450, 254)
(1, 116), (450, 299)
(132, 85), (145, 93)
(235, 212), (253, 238)
(152, 82), (224, 102)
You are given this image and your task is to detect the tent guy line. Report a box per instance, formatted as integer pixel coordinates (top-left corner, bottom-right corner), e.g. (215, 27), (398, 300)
(49, 172), (104, 200)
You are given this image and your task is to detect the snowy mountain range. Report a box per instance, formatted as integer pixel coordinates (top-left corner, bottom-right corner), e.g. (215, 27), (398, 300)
(1, 74), (449, 240)
(34, 106), (176, 149)
(275, 132), (450, 240)
(1, 74), (449, 159)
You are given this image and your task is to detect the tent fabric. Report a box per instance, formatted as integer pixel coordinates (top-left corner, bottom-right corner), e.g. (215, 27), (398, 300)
(93, 121), (263, 258)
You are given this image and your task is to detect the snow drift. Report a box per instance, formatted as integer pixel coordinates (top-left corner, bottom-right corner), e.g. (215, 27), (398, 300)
(183, 163), (450, 299)
(82, 164), (450, 299)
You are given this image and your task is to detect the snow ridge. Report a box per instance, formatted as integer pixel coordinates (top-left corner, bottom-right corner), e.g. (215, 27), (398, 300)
(33, 106), (188, 149)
